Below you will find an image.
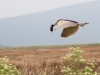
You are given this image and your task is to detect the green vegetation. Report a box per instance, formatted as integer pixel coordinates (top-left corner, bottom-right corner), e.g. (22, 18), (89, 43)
(0, 46), (99, 75)
(61, 47), (99, 75)
(0, 56), (21, 75)
(0, 43), (100, 50)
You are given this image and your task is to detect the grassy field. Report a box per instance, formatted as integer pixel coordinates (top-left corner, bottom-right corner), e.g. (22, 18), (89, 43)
(0, 44), (100, 75)
(1, 43), (100, 50)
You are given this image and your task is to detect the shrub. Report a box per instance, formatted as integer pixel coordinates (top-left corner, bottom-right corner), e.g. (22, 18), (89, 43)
(0, 56), (21, 75)
(61, 47), (99, 75)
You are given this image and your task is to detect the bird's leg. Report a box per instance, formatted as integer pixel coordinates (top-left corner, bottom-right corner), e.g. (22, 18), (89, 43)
(79, 22), (89, 27)
(79, 24), (84, 27)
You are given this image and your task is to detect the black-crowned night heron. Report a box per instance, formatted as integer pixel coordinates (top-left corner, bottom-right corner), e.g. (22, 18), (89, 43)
(50, 19), (89, 37)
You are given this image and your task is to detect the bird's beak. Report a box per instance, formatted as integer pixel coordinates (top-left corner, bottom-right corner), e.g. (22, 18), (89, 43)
(50, 24), (56, 32)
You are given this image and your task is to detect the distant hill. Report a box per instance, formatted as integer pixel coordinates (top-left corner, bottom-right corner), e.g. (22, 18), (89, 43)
(0, 1), (100, 46)
(0, 45), (4, 48)
(0, 45), (11, 48)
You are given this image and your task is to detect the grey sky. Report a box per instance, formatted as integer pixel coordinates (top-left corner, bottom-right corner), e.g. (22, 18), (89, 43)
(0, 0), (95, 19)
(0, 0), (99, 46)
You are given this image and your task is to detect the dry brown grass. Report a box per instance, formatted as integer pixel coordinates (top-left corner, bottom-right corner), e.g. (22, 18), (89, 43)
(0, 46), (100, 75)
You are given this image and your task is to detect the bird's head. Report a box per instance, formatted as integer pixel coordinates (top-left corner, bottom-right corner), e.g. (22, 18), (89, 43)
(50, 20), (62, 32)
(56, 19), (64, 25)
(50, 19), (66, 32)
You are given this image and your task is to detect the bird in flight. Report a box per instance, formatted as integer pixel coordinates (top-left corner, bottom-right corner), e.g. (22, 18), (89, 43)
(50, 19), (89, 38)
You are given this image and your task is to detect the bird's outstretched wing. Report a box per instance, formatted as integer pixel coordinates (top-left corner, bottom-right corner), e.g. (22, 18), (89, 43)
(61, 25), (79, 37)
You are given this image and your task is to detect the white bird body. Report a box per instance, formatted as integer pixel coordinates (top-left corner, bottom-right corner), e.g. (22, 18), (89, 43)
(57, 20), (78, 29)
(50, 19), (89, 38)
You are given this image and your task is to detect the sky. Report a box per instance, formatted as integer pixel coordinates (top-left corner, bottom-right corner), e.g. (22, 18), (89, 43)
(0, 0), (99, 46)
(0, 0), (95, 19)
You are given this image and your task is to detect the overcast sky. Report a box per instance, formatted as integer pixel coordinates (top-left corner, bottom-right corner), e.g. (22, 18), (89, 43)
(0, 0), (95, 19)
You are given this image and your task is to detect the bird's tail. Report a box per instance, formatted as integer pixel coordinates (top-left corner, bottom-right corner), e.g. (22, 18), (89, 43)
(79, 22), (89, 27)
(79, 24), (85, 27)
